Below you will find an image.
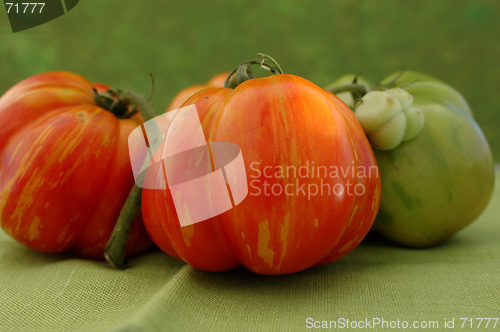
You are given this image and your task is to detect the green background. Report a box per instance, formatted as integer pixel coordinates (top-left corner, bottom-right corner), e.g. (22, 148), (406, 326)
(1, 0), (499, 159)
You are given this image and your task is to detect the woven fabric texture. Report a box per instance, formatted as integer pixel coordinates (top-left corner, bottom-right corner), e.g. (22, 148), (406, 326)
(1, 173), (499, 332)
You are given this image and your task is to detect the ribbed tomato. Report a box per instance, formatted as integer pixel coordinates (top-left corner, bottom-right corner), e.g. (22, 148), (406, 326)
(142, 58), (381, 274)
(0, 71), (152, 259)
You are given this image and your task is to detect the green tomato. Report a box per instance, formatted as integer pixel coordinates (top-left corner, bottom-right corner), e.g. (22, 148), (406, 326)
(372, 71), (494, 246)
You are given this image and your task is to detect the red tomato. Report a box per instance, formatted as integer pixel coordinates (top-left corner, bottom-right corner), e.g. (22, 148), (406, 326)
(142, 73), (381, 274)
(0, 71), (152, 259)
(166, 72), (228, 112)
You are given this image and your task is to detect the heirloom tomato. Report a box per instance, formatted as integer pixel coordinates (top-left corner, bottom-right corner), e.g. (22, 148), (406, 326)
(142, 55), (381, 274)
(0, 71), (152, 259)
(166, 72), (227, 112)
(329, 71), (494, 246)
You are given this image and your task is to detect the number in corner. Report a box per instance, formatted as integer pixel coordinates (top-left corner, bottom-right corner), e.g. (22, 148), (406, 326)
(459, 318), (499, 329)
(5, 3), (45, 14)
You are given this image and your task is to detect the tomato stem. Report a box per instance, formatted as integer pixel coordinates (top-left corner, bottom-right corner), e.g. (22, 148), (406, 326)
(94, 88), (155, 121)
(325, 82), (368, 97)
(118, 90), (155, 121)
(146, 73), (156, 103)
(103, 88), (155, 269)
(104, 184), (142, 269)
(224, 53), (284, 89)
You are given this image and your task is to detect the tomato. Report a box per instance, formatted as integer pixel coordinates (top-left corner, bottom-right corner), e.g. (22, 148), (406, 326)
(166, 72), (228, 112)
(0, 71), (152, 259)
(330, 71), (495, 246)
(373, 71), (494, 246)
(141, 57), (381, 274)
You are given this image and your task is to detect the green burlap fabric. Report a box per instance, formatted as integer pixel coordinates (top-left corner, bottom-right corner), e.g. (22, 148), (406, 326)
(1, 172), (498, 332)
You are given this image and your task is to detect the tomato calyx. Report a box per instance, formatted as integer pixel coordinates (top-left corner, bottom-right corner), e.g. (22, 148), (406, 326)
(325, 71), (421, 105)
(224, 53), (284, 89)
(94, 74), (156, 121)
(94, 88), (155, 121)
(94, 88), (135, 119)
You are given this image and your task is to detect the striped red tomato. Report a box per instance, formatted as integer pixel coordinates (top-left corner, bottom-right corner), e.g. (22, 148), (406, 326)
(142, 56), (381, 274)
(165, 72), (228, 112)
(0, 71), (152, 259)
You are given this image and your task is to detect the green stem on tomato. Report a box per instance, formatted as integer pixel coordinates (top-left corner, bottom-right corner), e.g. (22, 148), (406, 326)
(102, 87), (155, 269)
(104, 184), (142, 269)
(118, 90), (155, 121)
(224, 53), (284, 89)
(325, 82), (368, 97)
